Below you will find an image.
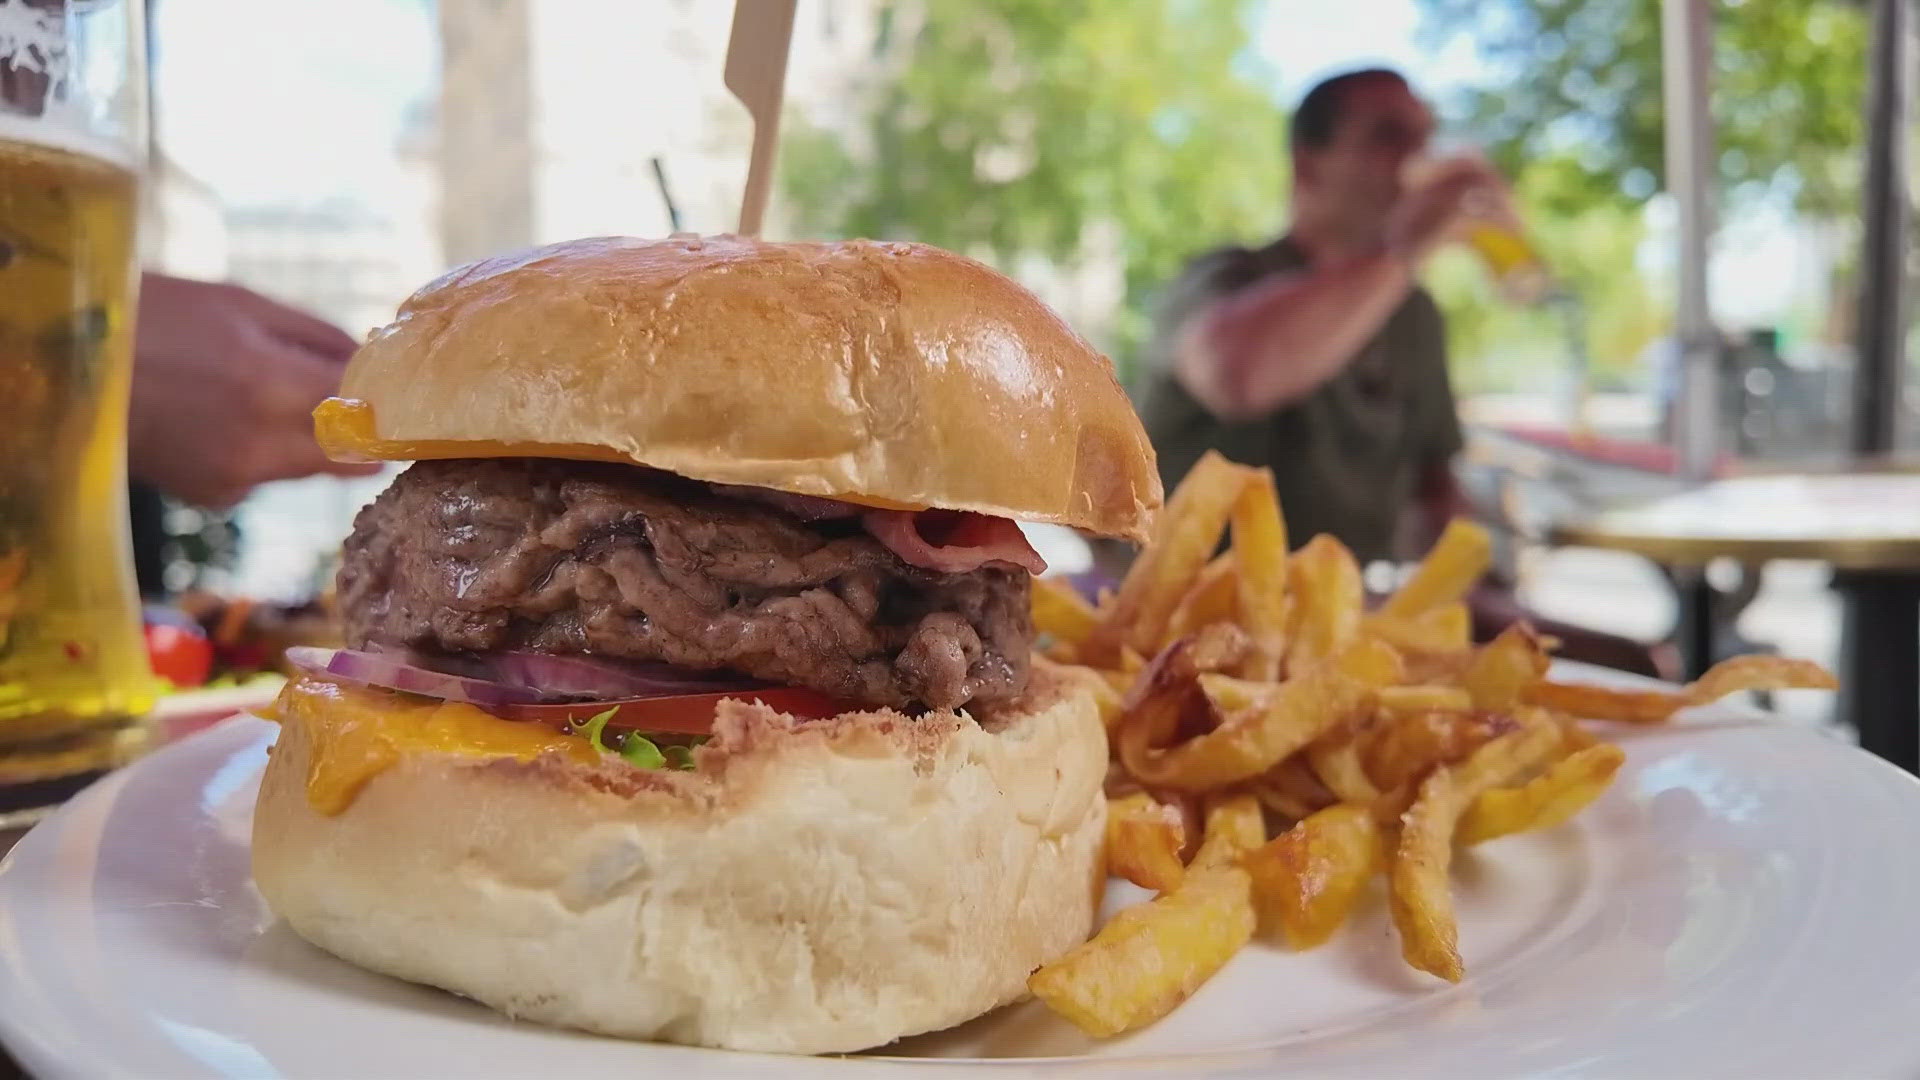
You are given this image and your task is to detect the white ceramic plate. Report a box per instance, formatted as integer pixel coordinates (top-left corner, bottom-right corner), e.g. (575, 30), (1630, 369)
(4, 695), (1920, 1078)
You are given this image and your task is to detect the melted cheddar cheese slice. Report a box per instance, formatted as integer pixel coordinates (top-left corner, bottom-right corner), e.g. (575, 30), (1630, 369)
(273, 676), (597, 814)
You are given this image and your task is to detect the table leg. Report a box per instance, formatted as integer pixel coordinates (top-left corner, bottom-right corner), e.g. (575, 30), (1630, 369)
(1674, 568), (1716, 680)
(1833, 571), (1920, 774)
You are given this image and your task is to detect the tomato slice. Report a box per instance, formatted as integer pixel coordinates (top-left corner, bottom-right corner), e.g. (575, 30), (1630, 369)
(492, 687), (851, 735)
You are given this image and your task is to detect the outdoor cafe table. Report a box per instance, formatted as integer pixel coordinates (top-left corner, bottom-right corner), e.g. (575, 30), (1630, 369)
(1553, 473), (1920, 772)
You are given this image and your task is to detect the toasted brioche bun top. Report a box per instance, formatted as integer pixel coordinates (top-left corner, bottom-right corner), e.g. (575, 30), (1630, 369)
(324, 235), (1160, 542)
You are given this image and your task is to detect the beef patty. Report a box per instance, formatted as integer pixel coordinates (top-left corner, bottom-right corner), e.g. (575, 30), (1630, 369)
(336, 460), (1032, 711)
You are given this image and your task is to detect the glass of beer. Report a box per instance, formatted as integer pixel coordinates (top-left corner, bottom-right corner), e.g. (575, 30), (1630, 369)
(0, 0), (151, 821)
(1403, 147), (1553, 305)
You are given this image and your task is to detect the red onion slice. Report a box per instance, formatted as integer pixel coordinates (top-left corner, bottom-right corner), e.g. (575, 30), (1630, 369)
(284, 647), (547, 707)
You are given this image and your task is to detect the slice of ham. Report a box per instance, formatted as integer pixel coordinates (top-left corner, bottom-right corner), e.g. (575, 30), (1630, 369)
(862, 509), (1047, 576)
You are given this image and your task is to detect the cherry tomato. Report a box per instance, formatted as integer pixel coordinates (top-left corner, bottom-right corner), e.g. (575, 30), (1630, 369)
(144, 621), (214, 688)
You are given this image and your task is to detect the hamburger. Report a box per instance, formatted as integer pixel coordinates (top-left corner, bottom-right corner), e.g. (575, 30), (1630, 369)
(250, 235), (1161, 1054)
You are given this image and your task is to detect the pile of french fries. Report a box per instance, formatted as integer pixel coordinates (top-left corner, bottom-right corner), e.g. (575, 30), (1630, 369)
(1027, 450), (1836, 1039)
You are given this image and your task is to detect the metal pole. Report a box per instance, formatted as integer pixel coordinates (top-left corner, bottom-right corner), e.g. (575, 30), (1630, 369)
(1662, 0), (1718, 482)
(1852, 0), (1910, 457)
(1660, 0), (1720, 679)
(1842, 0), (1917, 773)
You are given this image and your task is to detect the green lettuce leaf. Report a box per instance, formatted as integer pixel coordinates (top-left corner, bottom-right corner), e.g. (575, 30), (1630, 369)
(569, 707), (619, 754)
(618, 732), (666, 769)
(567, 710), (699, 771)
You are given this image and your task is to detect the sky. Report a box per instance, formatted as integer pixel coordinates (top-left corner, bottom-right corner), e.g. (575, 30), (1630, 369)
(152, 0), (435, 201)
(1254, 0), (1483, 105)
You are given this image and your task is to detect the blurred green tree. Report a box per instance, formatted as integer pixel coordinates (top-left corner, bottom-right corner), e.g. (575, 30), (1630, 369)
(1414, 0), (1868, 215)
(779, 0), (1286, 381)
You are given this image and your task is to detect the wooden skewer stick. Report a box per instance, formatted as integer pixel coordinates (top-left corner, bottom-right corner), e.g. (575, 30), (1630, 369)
(724, 0), (798, 237)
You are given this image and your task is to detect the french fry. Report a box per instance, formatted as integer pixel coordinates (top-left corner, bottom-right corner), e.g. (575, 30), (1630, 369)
(1376, 684), (1473, 717)
(1103, 758), (1142, 799)
(1164, 553), (1238, 644)
(1389, 719), (1563, 981)
(1251, 755), (1337, 820)
(1399, 647), (1474, 688)
(1380, 518), (1493, 619)
(1390, 767), (1468, 981)
(1033, 576), (1100, 649)
(1361, 709), (1516, 792)
(1366, 600), (1473, 656)
(1106, 791), (1188, 892)
(1028, 866), (1255, 1038)
(1687, 655), (1838, 704)
(1285, 534), (1363, 670)
(1128, 665), (1368, 791)
(1458, 743), (1627, 845)
(1192, 792), (1267, 870)
(1041, 447), (1840, 1030)
(1229, 469), (1288, 680)
(1522, 679), (1685, 724)
(1127, 639), (1398, 791)
(1092, 669), (1133, 700)
(1415, 601), (1473, 651)
(1452, 709), (1564, 789)
(1088, 646), (1151, 700)
(1197, 671), (1271, 715)
(1306, 731), (1380, 802)
(1244, 804), (1383, 949)
(1554, 713), (1601, 752)
(1336, 635), (1407, 688)
(1115, 642), (1199, 777)
(1189, 621), (1253, 673)
(1096, 451), (1248, 660)
(1038, 657), (1126, 733)
(1461, 623), (1551, 710)
(1524, 655), (1837, 724)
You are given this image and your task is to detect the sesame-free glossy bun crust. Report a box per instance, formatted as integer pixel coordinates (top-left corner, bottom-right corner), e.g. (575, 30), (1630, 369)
(329, 236), (1160, 541)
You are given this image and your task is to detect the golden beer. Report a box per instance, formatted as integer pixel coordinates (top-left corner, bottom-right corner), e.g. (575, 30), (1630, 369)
(1461, 220), (1551, 305)
(0, 135), (153, 786)
(1404, 150), (1553, 304)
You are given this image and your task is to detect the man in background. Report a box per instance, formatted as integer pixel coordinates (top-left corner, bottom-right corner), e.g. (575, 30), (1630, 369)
(127, 273), (380, 593)
(1134, 68), (1665, 675)
(131, 273), (376, 511)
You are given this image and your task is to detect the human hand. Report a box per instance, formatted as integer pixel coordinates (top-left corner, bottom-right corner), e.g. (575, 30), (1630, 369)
(128, 273), (381, 508)
(1384, 156), (1510, 266)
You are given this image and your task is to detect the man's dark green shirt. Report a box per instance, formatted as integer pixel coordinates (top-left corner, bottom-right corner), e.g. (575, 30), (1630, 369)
(1135, 238), (1463, 563)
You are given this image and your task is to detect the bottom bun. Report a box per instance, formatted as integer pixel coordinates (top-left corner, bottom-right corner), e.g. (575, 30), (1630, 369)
(251, 662), (1109, 1054)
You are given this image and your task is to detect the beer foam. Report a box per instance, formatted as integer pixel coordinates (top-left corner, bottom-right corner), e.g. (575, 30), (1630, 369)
(0, 0), (139, 169)
(0, 113), (138, 170)
(0, 0), (63, 74)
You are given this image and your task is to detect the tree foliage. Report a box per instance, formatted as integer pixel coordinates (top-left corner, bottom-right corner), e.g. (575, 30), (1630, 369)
(1414, 0), (1869, 215)
(779, 0), (1286, 376)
